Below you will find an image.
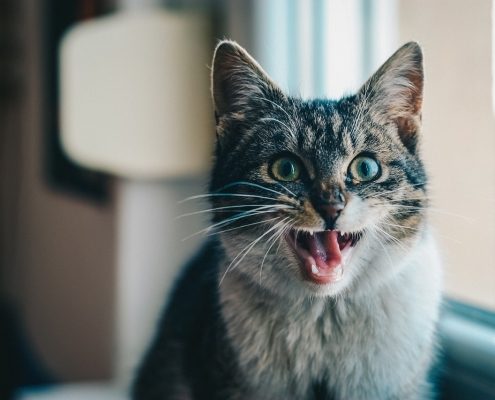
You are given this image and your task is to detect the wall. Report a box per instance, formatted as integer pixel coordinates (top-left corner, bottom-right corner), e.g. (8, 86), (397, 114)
(5, 0), (117, 381)
(399, 0), (495, 309)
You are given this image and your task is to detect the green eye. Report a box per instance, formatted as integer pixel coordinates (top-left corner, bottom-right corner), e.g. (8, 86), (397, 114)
(271, 156), (301, 182)
(349, 156), (380, 182)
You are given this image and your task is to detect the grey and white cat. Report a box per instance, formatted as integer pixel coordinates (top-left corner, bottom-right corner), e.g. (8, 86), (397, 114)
(132, 40), (442, 400)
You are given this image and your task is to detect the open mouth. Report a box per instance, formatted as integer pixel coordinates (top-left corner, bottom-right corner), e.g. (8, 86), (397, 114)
(286, 230), (362, 285)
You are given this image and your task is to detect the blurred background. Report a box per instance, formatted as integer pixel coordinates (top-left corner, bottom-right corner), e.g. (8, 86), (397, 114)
(0, 0), (494, 399)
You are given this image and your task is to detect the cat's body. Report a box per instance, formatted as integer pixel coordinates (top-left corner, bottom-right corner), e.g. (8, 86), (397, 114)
(133, 41), (442, 400)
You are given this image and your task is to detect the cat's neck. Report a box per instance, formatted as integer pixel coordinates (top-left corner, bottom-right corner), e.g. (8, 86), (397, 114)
(219, 265), (364, 326)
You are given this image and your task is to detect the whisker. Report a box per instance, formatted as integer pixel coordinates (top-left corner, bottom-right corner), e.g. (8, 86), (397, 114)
(275, 223), (292, 256)
(259, 219), (292, 284)
(219, 217), (289, 286)
(370, 227), (396, 271)
(179, 192), (296, 206)
(181, 208), (285, 241)
(176, 203), (291, 219)
(207, 216), (281, 237)
(216, 181), (292, 199)
(363, 183), (428, 200)
(381, 220), (462, 245)
(273, 181), (297, 197)
(378, 203), (474, 222)
(210, 208), (287, 228)
(374, 225), (408, 252)
(380, 221), (419, 231)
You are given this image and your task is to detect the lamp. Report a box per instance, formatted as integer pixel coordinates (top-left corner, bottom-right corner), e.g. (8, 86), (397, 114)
(60, 10), (213, 179)
(59, 8), (212, 388)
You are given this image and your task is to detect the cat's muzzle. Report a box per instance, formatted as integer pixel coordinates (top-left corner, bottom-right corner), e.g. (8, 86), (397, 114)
(286, 230), (362, 284)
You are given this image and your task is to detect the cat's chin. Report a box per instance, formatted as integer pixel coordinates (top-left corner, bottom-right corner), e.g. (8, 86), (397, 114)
(286, 229), (362, 287)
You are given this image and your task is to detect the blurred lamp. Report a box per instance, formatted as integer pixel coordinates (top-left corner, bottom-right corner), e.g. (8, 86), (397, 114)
(59, 8), (212, 388)
(60, 10), (212, 179)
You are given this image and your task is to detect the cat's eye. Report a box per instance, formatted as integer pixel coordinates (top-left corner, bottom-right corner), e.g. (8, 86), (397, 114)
(270, 156), (301, 182)
(349, 156), (380, 182)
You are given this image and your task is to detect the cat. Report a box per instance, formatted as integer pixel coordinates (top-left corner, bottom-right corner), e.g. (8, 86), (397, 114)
(132, 40), (442, 400)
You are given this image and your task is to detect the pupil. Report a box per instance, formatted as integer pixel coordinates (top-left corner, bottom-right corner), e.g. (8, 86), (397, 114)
(282, 161), (293, 177)
(360, 161), (370, 177)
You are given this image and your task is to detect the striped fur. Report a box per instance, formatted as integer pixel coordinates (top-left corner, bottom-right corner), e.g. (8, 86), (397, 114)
(133, 41), (442, 400)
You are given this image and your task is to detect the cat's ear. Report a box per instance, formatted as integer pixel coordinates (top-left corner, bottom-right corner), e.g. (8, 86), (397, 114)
(360, 42), (424, 153)
(211, 40), (282, 119)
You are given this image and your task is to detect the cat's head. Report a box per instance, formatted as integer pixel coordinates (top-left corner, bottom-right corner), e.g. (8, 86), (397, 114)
(209, 40), (427, 298)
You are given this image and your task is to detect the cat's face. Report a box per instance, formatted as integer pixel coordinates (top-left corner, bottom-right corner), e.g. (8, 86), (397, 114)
(209, 41), (427, 298)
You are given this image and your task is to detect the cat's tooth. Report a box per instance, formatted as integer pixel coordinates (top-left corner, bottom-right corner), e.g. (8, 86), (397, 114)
(334, 265), (344, 281)
(311, 264), (319, 274)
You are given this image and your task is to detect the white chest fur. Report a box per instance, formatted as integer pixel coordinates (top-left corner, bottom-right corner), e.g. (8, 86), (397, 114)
(220, 233), (442, 400)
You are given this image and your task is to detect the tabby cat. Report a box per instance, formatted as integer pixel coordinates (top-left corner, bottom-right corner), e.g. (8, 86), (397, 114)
(132, 40), (442, 400)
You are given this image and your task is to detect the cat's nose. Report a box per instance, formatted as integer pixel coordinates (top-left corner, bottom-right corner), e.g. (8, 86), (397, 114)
(313, 187), (346, 230)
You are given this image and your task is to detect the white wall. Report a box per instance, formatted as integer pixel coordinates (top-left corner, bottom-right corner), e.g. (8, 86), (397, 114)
(399, 0), (495, 309)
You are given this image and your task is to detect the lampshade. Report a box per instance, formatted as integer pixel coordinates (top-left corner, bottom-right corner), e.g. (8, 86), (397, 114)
(59, 10), (213, 179)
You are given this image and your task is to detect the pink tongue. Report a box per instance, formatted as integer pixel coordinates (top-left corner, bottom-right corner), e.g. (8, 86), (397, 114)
(309, 231), (342, 271)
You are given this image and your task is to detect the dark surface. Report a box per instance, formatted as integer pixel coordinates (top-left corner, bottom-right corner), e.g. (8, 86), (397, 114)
(0, 301), (55, 400)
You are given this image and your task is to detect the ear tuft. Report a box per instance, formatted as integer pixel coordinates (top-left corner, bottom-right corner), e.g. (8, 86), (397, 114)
(211, 40), (281, 119)
(360, 41), (424, 153)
